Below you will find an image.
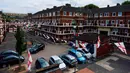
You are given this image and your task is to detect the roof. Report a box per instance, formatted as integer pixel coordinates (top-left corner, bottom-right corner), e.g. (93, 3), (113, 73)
(66, 54), (75, 60)
(51, 55), (60, 60)
(90, 5), (130, 13)
(76, 33), (98, 44)
(33, 4), (83, 15)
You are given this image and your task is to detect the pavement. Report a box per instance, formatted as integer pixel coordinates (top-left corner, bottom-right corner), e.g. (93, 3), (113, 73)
(0, 32), (16, 52)
(0, 32), (130, 73)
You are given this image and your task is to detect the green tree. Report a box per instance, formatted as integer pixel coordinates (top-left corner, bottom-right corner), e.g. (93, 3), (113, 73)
(84, 4), (99, 9)
(122, 0), (130, 5)
(15, 26), (27, 69)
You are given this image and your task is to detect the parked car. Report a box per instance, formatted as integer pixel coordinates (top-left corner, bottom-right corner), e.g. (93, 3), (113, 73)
(77, 48), (92, 59)
(60, 54), (77, 67)
(35, 57), (49, 69)
(49, 55), (66, 70)
(0, 50), (19, 59)
(68, 48), (86, 64)
(29, 43), (45, 54)
(0, 55), (25, 68)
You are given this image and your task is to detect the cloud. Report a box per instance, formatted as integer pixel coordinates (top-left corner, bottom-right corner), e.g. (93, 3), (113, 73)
(0, 0), (125, 13)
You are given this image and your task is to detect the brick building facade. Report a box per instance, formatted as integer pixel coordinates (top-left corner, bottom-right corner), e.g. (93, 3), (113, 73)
(28, 4), (130, 45)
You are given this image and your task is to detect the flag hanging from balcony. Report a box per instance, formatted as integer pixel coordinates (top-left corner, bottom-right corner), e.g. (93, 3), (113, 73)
(27, 50), (33, 71)
(114, 42), (127, 54)
(96, 36), (100, 48)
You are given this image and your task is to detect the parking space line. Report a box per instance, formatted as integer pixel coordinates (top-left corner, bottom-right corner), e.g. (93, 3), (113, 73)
(96, 56), (119, 71)
(112, 53), (130, 60)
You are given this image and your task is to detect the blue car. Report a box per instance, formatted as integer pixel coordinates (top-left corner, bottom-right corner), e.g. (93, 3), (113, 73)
(68, 48), (86, 64)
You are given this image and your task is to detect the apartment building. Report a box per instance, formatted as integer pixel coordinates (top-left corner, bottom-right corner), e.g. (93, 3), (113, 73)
(31, 4), (87, 40)
(0, 12), (6, 44)
(29, 3), (130, 46)
(85, 4), (130, 45)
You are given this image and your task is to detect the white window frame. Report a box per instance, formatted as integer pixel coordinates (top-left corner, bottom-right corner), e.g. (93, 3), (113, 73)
(104, 12), (109, 17)
(116, 20), (118, 24)
(94, 13), (98, 17)
(112, 12), (116, 17)
(69, 12), (72, 16)
(128, 20), (130, 24)
(100, 13), (103, 17)
(49, 12), (51, 16)
(53, 12), (55, 16)
(118, 12), (122, 16)
(111, 20), (115, 24)
(57, 11), (60, 16)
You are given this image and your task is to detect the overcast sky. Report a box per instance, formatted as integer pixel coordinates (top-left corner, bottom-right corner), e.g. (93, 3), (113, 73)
(0, 0), (125, 14)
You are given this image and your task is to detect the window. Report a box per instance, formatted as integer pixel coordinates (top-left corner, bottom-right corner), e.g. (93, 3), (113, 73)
(119, 20), (123, 24)
(116, 20), (118, 24)
(49, 12), (51, 16)
(112, 12), (116, 16)
(118, 12), (122, 16)
(69, 12), (72, 16)
(57, 11), (60, 16)
(94, 13), (98, 17)
(128, 20), (130, 24)
(100, 13), (103, 17)
(63, 11), (67, 16)
(104, 12), (109, 17)
(46, 13), (48, 16)
(53, 12), (55, 16)
(111, 20), (115, 24)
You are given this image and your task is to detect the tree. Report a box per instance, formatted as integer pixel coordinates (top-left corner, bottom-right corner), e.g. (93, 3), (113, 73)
(84, 4), (99, 9)
(122, 0), (130, 5)
(15, 26), (27, 69)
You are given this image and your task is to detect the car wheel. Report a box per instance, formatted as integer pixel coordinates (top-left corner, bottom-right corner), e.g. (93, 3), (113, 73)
(2, 64), (8, 68)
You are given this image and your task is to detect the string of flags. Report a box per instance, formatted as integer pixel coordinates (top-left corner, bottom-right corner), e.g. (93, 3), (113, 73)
(69, 36), (128, 55)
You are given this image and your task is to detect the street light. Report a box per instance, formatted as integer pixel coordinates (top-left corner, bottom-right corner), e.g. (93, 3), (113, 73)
(72, 19), (78, 73)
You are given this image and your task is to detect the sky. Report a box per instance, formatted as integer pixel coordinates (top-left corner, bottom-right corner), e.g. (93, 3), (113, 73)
(0, 0), (125, 14)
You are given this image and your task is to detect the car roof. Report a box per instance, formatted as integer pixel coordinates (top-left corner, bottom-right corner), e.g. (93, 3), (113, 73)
(1, 50), (17, 54)
(65, 54), (75, 60)
(51, 55), (60, 60)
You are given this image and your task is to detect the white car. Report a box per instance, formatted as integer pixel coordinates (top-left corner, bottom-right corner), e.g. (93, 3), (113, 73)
(49, 55), (66, 70)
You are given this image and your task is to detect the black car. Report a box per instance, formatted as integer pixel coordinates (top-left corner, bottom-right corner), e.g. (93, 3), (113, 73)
(0, 55), (25, 68)
(29, 43), (45, 54)
(60, 54), (77, 67)
(0, 50), (19, 59)
(35, 57), (49, 69)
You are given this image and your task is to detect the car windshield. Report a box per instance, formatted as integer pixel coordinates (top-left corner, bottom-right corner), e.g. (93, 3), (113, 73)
(71, 59), (77, 63)
(39, 59), (49, 67)
(76, 52), (82, 58)
(55, 59), (63, 64)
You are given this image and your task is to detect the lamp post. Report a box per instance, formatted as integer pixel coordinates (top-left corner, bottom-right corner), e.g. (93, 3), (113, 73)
(72, 19), (78, 73)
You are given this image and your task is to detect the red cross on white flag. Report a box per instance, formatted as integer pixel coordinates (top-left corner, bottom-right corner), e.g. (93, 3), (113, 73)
(27, 50), (33, 71)
(114, 42), (127, 54)
(96, 36), (100, 48)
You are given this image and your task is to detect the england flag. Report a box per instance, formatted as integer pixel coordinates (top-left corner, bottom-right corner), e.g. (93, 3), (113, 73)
(27, 50), (33, 71)
(114, 42), (127, 54)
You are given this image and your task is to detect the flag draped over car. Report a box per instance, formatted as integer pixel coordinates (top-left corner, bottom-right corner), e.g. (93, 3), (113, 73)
(96, 36), (100, 49)
(114, 42), (127, 54)
(27, 50), (33, 71)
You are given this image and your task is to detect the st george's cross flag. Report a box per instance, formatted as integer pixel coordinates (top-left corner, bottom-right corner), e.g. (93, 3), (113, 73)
(27, 50), (33, 71)
(114, 42), (127, 54)
(96, 36), (100, 48)
(79, 41), (88, 49)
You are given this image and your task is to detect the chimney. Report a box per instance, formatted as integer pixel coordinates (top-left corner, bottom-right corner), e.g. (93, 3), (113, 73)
(65, 4), (71, 7)
(46, 8), (49, 10)
(107, 5), (109, 7)
(53, 6), (57, 8)
(117, 3), (120, 6)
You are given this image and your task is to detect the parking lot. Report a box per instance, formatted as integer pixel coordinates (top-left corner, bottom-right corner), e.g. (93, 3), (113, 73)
(0, 32), (130, 73)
